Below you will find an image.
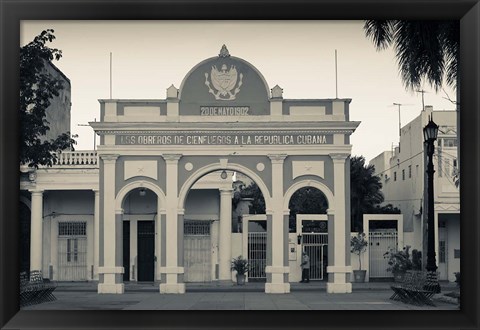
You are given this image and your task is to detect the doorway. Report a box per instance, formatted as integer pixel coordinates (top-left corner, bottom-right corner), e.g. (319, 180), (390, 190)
(137, 221), (155, 282)
(184, 220), (211, 282)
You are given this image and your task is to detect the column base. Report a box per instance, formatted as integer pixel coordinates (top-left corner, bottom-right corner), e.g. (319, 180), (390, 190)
(159, 283), (186, 294)
(265, 283), (290, 294)
(326, 282), (352, 293)
(98, 283), (124, 294)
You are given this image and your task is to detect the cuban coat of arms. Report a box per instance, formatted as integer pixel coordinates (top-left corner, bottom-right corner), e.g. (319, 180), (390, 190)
(205, 64), (243, 100)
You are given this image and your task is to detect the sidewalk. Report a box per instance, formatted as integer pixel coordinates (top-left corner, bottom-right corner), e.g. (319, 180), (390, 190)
(54, 280), (458, 293)
(21, 280), (459, 311)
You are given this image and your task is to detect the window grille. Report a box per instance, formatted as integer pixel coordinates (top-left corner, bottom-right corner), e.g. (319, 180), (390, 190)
(59, 222), (86, 236)
(184, 221), (210, 235)
(408, 165), (412, 178)
(393, 172), (397, 181)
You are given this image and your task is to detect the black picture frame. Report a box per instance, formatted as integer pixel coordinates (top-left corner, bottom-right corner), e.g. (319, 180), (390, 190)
(1, 0), (479, 329)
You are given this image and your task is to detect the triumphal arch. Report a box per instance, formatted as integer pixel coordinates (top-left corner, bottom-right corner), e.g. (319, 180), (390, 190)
(92, 45), (360, 294)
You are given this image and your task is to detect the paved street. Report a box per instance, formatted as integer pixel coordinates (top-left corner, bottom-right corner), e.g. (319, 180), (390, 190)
(22, 281), (459, 310)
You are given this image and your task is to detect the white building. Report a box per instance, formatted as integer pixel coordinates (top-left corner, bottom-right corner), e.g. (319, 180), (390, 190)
(20, 46), (362, 294)
(370, 106), (460, 282)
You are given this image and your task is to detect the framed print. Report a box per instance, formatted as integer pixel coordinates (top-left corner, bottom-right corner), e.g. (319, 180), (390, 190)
(1, 1), (479, 329)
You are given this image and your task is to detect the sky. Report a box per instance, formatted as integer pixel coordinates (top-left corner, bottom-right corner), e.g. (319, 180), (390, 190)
(20, 21), (457, 162)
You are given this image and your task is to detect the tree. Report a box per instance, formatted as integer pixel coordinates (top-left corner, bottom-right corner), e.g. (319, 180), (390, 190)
(20, 29), (76, 167)
(350, 156), (384, 232)
(288, 187), (328, 232)
(243, 182), (266, 215)
(364, 20), (460, 185)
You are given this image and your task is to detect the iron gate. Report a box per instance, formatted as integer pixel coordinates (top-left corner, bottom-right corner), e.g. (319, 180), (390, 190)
(368, 230), (398, 278)
(184, 221), (211, 282)
(247, 232), (267, 280)
(57, 222), (87, 281)
(302, 233), (328, 280)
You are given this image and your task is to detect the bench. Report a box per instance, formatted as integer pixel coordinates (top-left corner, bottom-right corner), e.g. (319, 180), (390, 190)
(20, 270), (57, 307)
(390, 270), (440, 306)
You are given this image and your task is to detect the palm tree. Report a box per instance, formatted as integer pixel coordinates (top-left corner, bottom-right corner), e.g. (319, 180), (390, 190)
(350, 156), (384, 232)
(364, 20), (460, 185)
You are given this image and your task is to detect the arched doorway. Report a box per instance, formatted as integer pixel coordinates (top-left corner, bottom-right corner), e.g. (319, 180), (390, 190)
(121, 187), (158, 282)
(180, 169), (268, 283)
(289, 187), (329, 281)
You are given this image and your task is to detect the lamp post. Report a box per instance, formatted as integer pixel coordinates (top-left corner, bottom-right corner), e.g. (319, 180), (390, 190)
(423, 115), (439, 273)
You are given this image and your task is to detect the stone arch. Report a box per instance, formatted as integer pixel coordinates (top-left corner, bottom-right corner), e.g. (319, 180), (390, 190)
(283, 180), (334, 212)
(178, 162), (271, 211)
(115, 180), (167, 212)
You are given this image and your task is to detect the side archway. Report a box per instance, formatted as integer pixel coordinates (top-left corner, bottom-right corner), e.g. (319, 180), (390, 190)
(283, 180), (334, 212)
(115, 180), (167, 211)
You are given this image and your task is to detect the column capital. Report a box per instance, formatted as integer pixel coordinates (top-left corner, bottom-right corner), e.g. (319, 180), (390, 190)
(219, 187), (233, 194)
(100, 154), (119, 163)
(268, 154), (287, 164)
(93, 189), (100, 194)
(163, 154), (182, 163)
(115, 208), (124, 215)
(28, 189), (44, 195)
(327, 208), (335, 215)
(329, 153), (349, 162)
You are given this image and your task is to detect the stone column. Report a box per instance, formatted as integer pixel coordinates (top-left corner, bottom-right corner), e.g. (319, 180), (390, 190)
(160, 154), (185, 294)
(93, 189), (100, 280)
(156, 205), (166, 282)
(218, 188), (233, 281)
(98, 154), (124, 294)
(265, 154), (290, 293)
(29, 189), (44, 273)
(326, 153), (352, 293)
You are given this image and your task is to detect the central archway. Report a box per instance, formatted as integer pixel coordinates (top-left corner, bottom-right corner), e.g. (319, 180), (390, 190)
(178, 162), (272, 211)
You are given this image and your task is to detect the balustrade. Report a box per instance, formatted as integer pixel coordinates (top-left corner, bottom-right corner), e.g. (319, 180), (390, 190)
(54, 150), (98, 166)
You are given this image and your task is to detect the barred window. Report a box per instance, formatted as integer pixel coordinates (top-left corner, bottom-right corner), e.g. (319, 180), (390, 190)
(59, 222), (86, 236)
(184, 221), (210, 235)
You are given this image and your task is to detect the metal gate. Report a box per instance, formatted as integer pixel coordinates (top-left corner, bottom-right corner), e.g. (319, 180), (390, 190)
(57, 222), (87, 281)
(184, 221), (211, 282)
(302, 233), (328, 280)
(368, 230), (398, 278)
(247, 232), (267, 280)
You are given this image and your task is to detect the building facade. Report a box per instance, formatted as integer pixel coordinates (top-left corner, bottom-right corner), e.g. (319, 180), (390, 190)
(20, 46), (361, 294)
(370, 106), (460, 281)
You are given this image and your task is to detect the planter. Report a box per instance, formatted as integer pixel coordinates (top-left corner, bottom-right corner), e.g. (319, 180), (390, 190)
(353, 270), (367, 283)
(236, 274), (246, 285)
(393, 272), (405, 283)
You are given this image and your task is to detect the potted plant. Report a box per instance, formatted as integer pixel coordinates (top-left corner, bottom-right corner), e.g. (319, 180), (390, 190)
(231, 255), (249, 285)
(383, 245), (416, 282)
(350, 232), (368, 282)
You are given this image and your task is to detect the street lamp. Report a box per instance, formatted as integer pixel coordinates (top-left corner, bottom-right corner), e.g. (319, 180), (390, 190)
(423, 115), (439, 274)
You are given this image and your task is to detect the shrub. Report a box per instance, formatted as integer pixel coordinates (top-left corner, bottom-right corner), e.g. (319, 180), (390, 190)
(384, 246), (415, 274)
